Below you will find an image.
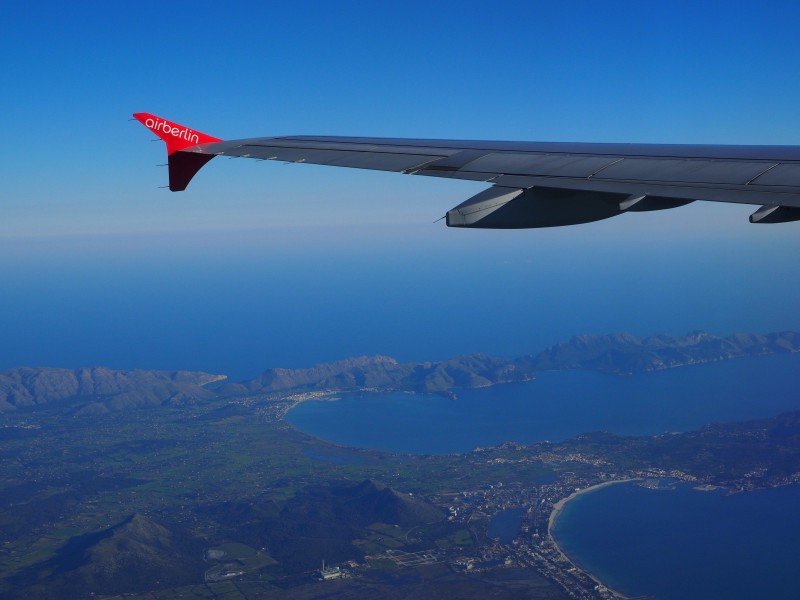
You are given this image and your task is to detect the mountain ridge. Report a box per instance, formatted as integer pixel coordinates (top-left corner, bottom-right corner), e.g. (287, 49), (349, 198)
(11, 513), (204, 597)
(2, 330), (797, 413)
(0, 367), (225, 412)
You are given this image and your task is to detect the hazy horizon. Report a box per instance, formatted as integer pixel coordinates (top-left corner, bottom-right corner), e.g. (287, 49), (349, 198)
(4, 217), (799, 381)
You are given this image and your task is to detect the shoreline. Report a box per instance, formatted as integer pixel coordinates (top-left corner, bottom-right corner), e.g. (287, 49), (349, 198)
(548, 479), (640, 600)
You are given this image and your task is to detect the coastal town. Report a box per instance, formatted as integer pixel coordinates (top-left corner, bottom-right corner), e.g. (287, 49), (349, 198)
(2, 347), (798, 599)
(433, 474), (664, 600)
(283, 406), (800, 600)
(214, 381), (800, 600)
(346, 468), (700, 599)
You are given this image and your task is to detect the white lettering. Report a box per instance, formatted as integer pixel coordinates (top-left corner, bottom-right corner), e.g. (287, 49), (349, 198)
(145, 117), (200, 145)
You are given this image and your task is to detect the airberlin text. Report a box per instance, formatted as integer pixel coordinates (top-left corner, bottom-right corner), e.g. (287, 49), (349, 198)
(145, 118), (200, 144)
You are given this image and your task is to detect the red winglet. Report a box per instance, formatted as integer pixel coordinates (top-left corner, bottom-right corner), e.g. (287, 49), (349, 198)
(133, 112), (221, 155)
(133, 113), (223, 191)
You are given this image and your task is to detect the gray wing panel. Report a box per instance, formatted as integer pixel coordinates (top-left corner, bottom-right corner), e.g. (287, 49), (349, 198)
(750, 163), (800, 186)
(191, 136), (800, 209)
(203, 138), (453, 173)
(415, 169), (500, 181)
(233, 144), (445, 172)
(592, 158), (776, 185)
(458, 153), (620, 177)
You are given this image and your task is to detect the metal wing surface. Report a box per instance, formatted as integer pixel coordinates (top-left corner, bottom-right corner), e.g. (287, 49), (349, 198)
(197, 136), (800, 227)
(134, 113), (800, 228)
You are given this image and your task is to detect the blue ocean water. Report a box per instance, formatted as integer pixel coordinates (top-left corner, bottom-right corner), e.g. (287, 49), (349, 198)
(2, 227), (799, 381)
(288, 353), (800, 598)
(286, 352), (800, 454)
(552, 482), (800, 600)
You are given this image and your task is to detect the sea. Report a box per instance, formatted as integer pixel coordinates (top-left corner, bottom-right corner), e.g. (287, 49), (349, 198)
(286, 352), (800, 454)
(551, 482), (800, 600)
(3, 224), (800, 383)
(287, 352), (800, 599)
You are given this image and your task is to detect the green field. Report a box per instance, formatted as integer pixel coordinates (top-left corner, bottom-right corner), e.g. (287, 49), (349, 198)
(2, 390), (799, 599)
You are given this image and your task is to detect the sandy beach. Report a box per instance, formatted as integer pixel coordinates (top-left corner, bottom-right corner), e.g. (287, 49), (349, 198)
(548, 479), (639, 532)
(548, 479), (640, 599)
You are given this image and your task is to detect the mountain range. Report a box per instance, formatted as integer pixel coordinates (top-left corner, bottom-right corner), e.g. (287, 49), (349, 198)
(2, 330), (797, 414)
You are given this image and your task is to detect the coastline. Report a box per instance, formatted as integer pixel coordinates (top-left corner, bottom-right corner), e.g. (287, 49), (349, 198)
(548, 479), (640, 600)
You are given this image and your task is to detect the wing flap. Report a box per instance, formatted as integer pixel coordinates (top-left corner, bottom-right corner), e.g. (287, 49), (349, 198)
(593, 158), (777, 186)
(749, 163), (800, 186)
(455, 152), (621, 178)
(413, 169), (500, 181)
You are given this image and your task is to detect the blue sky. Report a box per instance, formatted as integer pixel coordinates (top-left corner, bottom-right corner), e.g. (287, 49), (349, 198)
(2, 1), (800, 376)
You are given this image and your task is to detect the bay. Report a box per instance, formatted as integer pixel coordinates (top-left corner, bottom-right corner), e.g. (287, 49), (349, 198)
(286, 352), (800, 454)
(551, 482), (800, 600)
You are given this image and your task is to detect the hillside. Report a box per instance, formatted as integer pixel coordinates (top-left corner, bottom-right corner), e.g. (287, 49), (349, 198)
(229, 330), (800, 393)
(2, 331), (797, 413)
(521, 330), (800, 375)
(0, 367), (225, 412)
(234, 479), (445, 572)
(9, 514), (204, 599)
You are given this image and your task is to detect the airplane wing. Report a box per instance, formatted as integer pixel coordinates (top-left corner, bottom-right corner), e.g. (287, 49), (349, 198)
(133, 112), (800, 228)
